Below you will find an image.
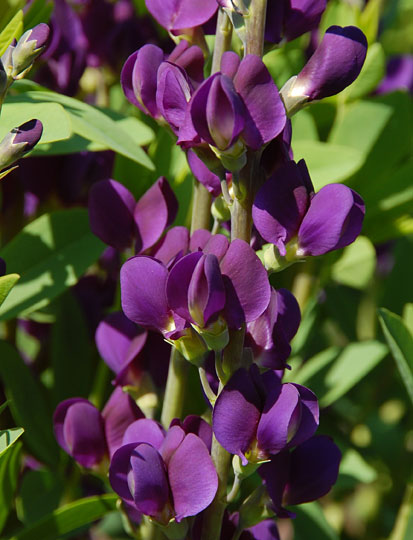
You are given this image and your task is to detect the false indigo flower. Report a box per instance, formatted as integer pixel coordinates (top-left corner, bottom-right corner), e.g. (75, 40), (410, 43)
(10, 23), (50, 78)
(376, 56), (413, 95)
(259, 435), (341, 516)
(0, 119), (43, 171)
(287, 25), (368, 102)
(145, 0), (218, 34)
(246, 288), (301, 370)
(213, 366), (319, 465)
(252, 160), (365, 259)
(265, 0), (326, 44)
(54, 398), (107, 468)
(109, 423), (218, 524)
(88, 176), (177, 252)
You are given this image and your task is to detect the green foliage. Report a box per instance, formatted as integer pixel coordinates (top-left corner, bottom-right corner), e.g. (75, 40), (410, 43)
(0, 9), (23, 55)
(0, 208), (105, 320)
(23, 0), (53, 30)
(0, 442), (22, 535)
(293, 502), (339, 540)
(378, 308), (413, 406)
(0, 273), (20, 307)
(17, 469), (64, 525)
(0, 427), (24, 457)
(331, 236), (376, 290)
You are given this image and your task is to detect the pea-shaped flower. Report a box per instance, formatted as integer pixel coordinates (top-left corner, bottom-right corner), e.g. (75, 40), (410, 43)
(109, 423), (218, 524)
(53, 398), (107, 468)
(145, 0), (218, 34)
(213, 366), (319, 465)
(253, 160), (365, 262)
(0, 119), (43, 171)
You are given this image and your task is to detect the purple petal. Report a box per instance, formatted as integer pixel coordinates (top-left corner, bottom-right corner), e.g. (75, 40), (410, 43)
(168, 40), (205, 86)
(188, 254), (226, 326)
(187, 149), (222, 197)
(120, 256), (171, 332)
(27, 23), (50, 49)
(88, 179), (136, 251)
(109, 443), (139, 503)
(151, 226), (190, 266)
(257, 384), (301, 455)
(258, 451), (292, 517)
(131, 44), (164, 117)
(213, 368), (262, 464)
(252, 161), (312, 255)
(298, 184), (365, 256)
(220, 240), (271, 328)
(134, 177), (178, 253)
(156, 62), (192, 135)
(123, 419), (166, 449)
(283, 0), (326, 43)
(56, 399), (106, 467)
(95, 312), (147, 375)
(159, 425), (186, 465)
(121, 51), (143, 109)
(190, 228), (212, 252)
(168, 433), (218, 521)
(146, 0), (218, 31)
(376, 55), (413, 95)
(102, 387), (144, 456)
(220, 51), (241, 79)
(284, 435), (341, 505)
(182, 415), (212, 452)
(234, 55), (286, 149)
(247, 519), (280, 540)
(287, 384), (319, 448)
(295, 25), (367, 100)
(203, 234), (230, 261)
(12, 119), (43, 150)
(166, 251), (203, 322)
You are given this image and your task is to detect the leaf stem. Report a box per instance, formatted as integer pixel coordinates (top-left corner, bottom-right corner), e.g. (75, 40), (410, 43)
(160, 348), (189, 428)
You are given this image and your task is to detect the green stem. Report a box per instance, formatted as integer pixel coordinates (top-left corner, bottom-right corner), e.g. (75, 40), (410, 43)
(198, 366), (217, 404)
(160, 348), (189, 428)
(244, 0), (268, 57)
(190, 181), (212, 232)
(227, 474), (242, 503)
(211, 9), (233, 74)
(389, 483), (413, 540)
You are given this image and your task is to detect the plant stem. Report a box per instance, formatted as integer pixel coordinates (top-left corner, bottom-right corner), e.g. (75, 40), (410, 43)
(160, 348), (188, 428)
(198, 366), (217, 404)
(190, 181), (212, 232)
(227, 474), (242, 503)
(389, 483), (413, 540)
(244, 0), (268, 57)
(211, 9), (233, 74)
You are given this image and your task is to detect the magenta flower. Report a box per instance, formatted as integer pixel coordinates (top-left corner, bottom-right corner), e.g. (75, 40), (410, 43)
(88, 177), (177, 252)
(145, 0), (218, 34)
(259, 435), (341, 517)
(109, 422), (218, 524)
(213, 366), (319, 465)
(265, 0), (326, 44)
(252, 160), (365, 258)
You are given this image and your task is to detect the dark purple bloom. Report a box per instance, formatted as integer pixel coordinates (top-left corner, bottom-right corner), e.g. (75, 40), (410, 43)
(246, 288), (301, 370)
(102, 387), (144, 457)
(187, 149), (222, 197)
(291, 25), (368, 101)
(185, 53), (286, 152)
(95, 311), (148, 386)
(0, 119), (43, 171)
(170, 415), (213, 452)
(213, 366), (319, 465)
(88, 177), (177, 252)
(109, 423), (218, 523)
(145, 0), (218, 33)
(53, 398), (107, 467)
(259, 435), (341, 516)
(376, 55), (413, 95)
(11, 23), (50, 77)
(265, 0), (326, 44)
(253, 160), (365, 258)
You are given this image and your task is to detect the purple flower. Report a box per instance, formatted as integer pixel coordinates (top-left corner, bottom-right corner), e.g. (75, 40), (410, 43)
(246, 288), (301, 370)
(259, 435), (341, 516)
(213, 365), (319, 465)
(265, 0), (326, 44)
(183, 52), (286, 152)
(11, 23), (50, 77)
(145, 0), (218, 34)
(187, 149), (222, 197)
(53, 398), (107, 467)
(109, 423), (218, 523)
(121, 40), (204, 119)
(0, 119), (43, 171)
(88, 176), (177, 252)
(95, 311), (148, 386)
(376, 55), (413, 95)
(290, 25), (368, 101)
(252, 160), (365, 258)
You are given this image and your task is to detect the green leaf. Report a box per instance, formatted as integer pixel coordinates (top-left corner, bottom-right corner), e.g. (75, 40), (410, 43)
(331, 236), (376, 289)
(291, 109), (319, 142)
(320, 341), (388, 407)
(292, 140), (364, 190)
(0, 427), (24, 457)
(0, 273), (20, 307)
(284, 347), (340, 385)
(10, 494), (118, 540)
(389, 484), (413, 540)
(340, 448), (378, 483)
(0, 9), (23, 55)
(17, 470), (64, 525)
(341, 43), (385, 102)
(403, 303), (413, 335)
(293, 502), (339, 540)
(0, 208), (105, 320)
(0, 341), (59, 465)
(23, 0), (53, 30)
(6, 92), (154, 169)
(0, 102), (72, 145)
(358, 0), (382, 44)
(378, 308), (413, 407)
(0, 401), (9, 416)
(0, 442), (22, 535)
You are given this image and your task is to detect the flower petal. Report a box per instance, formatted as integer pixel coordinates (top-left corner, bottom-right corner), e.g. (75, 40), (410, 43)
(123, 418), (166, 449)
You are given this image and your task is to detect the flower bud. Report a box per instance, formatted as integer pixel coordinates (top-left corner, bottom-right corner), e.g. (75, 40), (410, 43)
(11, 23), (50, 78)
(0, 119), (43, 171)
(0, 60), (8, 97)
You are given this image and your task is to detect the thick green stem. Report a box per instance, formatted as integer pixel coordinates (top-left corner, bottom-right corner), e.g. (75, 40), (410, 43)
(244, 0), (267, 56)
(160, 348), (188, 428)
(230, 196), (253, 243)
(211, 10), (233, 74)
(190, 181), (212, 232)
